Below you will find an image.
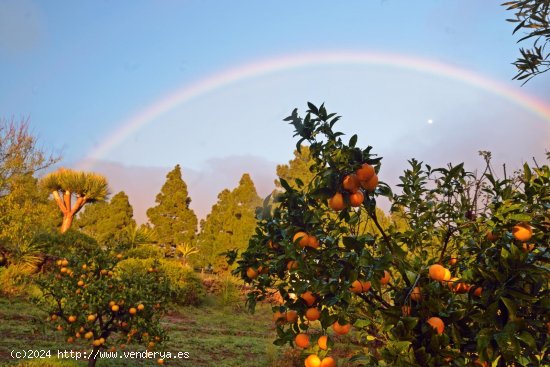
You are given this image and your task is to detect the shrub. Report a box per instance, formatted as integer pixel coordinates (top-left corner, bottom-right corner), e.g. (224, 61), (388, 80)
(125, 244), (164, 259)
(117, 258), (205, 306)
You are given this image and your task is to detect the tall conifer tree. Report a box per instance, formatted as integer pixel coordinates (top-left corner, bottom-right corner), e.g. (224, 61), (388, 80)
(146, 165), (197, 247)
(196, 174), (261, 270)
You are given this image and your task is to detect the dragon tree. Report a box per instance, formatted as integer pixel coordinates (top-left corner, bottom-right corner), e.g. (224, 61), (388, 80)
(41, 168), (108, 233)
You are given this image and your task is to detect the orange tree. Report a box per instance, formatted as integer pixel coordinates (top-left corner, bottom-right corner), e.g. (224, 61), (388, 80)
(230, 103), (549, 367)
(37, 245), (169, 367)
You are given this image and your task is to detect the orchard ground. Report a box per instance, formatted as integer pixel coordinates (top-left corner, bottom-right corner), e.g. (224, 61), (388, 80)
(0, 283), (362, 367)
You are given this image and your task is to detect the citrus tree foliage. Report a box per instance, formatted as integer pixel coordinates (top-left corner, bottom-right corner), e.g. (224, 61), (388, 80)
(196, 173), (261, 270)
(503, 0), (550, 82)
(76, 191), (136, 246)
(38, 247), (170, 367)
(41, 169), (109, 233)
(232, 103), (549, 367)
(146, 165), (197, 248)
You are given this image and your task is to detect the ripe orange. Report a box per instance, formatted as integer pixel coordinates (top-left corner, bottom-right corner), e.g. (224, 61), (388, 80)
(293, 231), (310, 248)
(486, 231), (498, 241)
(61, 259), (69, 267)
(361, 174), (378, 192)
(332, 321), (351, 335)
(287, 260), (299, 270)
(512, 223), (533, 242)
(380, 270), (391, 285)
(87, 314), (96, 322)
(286, 310), (298, 323)
(317, 335), (328, 350)
(84, 331), (93, 339)
(300, 291), (316, 306)
(305, 307), (321, 321)
(356, 163), (375, 182)
(157, 359), (164, 365)
(411, 287), (422, 302)
(349, 191), (364, 207)
(246, 267), (259, 279)
(68, 315), (77, 323)
(428, 264), (448, 281)
(92, 339), (102, 347)
(401, 305), (411, 316)
(60, 267), (68, 274)
(111, 305), (120, 312)
(350, 280), (371, 293)
(51, 314), (58, 321)
(442, 268), (451, 282)
(448, 257), (458, 266)
(304, 354), (321, 367)
(148, 341), (155, 348)
(328, 192), (346, 211)
(137, 304), (145, 311)
(267, 239), (279, 249)
(522, 243), (535, 252)
(342, 174), (360, 192)
(77, 280), (84, 287)
(307, 235), (320, 249)
(273, 310), (285, 323)
(320, 357), (337, 367)
(82, 264), (87, 270)
(448, 278), (469, 294)
(67, 337), (74, 343)
(258, 265), (268, 274)
(129, 307), (137, 315)
(427, 317), (444, 334)
(295, 333), (310, 348)
(473, 287), (482, 297)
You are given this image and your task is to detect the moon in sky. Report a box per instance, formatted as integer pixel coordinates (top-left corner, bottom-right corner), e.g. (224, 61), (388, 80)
(428, 119), (434, 124)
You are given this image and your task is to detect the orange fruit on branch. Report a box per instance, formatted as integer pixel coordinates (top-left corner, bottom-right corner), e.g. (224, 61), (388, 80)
(349, 191), (364, 207)
(300, 291), (317, 306)
(361, 174), (378, 192)
(246, 267), (259, 279)
(342, 174), (360, 192)
(428, 264), (449, 281)
(304, 354), (321, 367)
(305, 307), (321, 321)
(286, 310), (298, 323)
(356, 163), (375, 182)
(317, 335), (328, 350)
(320, 357), (337, 367)
(332, 321), (351, 335)
(380, 270), (391, 285)
(328, 192), (345, 211)
(295, 333), (310, 348)
(512, 223), (533, 242)
(427, 317), (445, 334)
(293, 231), (310, 248)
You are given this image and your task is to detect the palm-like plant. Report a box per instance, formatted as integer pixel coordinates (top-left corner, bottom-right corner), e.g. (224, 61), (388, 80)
(175, 243), (199, 265)
(125, 223), (157, 248)
(41, 168), (108, 233)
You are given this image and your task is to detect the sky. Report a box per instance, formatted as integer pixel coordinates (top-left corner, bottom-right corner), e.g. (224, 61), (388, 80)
(1, 0), (549, 223)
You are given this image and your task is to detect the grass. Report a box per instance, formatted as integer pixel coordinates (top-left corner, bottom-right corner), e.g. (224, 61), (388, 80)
(0, 295), (288, 367)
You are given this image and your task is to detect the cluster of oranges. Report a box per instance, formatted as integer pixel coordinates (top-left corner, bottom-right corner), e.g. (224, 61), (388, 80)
(328, 163), (379, 211)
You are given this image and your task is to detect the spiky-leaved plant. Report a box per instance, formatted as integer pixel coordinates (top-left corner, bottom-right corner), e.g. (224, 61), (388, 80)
(41, 168), (109, 233)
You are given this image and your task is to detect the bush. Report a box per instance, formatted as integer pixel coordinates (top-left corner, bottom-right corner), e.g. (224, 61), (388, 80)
(125, 244), (164, 259)
(117, 258), (205, 306)
(37, 249), (170, 367)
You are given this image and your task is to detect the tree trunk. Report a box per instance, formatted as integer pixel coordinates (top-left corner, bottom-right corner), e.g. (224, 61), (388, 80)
(60, 213), (74, 233)
(88, 346), (99, 367)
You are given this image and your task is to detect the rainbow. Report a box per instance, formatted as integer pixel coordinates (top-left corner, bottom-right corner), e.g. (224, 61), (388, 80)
(78, 51), (550, 170)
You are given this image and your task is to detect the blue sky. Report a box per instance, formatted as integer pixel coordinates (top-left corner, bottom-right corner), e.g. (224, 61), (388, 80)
(1, 0), (549, 222)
